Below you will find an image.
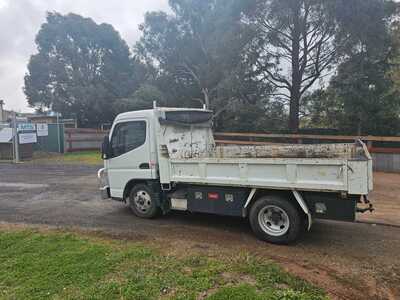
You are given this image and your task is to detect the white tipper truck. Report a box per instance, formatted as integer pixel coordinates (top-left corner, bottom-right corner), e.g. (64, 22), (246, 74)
(98, 107), (374, 244)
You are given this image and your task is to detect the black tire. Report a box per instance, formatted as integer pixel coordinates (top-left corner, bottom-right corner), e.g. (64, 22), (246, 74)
(129, 184), (160, 219)
(249, 195), (303, 245)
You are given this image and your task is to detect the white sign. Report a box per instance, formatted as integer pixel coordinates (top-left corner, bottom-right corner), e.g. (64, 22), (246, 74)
(0, 128), (13, 143)
(36, 123), (49, 137)
(19, 132), (37, 144)
(17, 123), (35, 132)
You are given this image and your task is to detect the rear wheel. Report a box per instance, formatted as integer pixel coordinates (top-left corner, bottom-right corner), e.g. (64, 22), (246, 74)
(129, 184), (160, 219)
(249, 195), (303, 244)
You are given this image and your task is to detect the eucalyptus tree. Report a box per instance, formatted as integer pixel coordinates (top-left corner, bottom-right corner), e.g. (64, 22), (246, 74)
(246, 0), (397, 132)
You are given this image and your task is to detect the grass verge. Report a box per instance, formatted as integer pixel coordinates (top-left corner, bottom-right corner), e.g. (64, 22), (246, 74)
(62, 151), (102, 165)
(0, 228), (328, 300)
(33, 151), (102, 165)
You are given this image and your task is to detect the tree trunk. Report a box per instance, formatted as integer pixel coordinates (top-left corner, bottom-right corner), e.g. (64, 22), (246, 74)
(289, 1), (302, 133)
(289, 89), (300, 132)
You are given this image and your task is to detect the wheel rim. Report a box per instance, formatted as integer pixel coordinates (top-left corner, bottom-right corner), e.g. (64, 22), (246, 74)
(133, 190), (152, 213)
(258, 205), (290, 237)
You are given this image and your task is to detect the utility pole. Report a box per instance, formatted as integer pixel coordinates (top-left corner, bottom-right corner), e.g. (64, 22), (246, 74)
(12, 112), (20, 163)
(0, 99), (4, 122)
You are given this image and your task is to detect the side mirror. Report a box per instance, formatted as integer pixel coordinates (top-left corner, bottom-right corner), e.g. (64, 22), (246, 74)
(101, 136), (112, 160)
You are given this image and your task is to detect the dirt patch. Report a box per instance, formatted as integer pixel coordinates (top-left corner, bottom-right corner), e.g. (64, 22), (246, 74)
(359, 172), (400, 227)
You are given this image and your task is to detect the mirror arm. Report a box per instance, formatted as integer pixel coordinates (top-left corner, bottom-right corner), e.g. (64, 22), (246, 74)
(102, 135), (112, 160)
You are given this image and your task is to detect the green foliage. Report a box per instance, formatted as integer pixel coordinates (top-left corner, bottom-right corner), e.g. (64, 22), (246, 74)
(301, 89), (341, 130)
(331, 56), (400, 135)
(112, 84), (164, 113)
(303, 2), (400, 135)
(244, 0), (397, 132)
(388, 22), (400, 95)
(135, 0), (272, 126)
(24, 12), (145, 127)
(0, 229), (327, 300)
(23, 2), (400, 134)
(245, 0), (339, 131)
(216, 101), (287, 132)
(334, 0), (397, 56)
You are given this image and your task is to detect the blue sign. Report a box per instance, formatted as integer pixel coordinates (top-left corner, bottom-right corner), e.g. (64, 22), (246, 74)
(17, 123), (36, 132)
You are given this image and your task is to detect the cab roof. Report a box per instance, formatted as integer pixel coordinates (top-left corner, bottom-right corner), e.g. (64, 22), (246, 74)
(115, 107), (212, 122)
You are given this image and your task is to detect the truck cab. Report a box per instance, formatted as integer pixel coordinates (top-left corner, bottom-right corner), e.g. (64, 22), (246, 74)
(99, 107), (373, 244)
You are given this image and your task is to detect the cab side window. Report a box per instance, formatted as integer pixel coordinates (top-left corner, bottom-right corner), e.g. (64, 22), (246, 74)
(110, 121), (146, 157)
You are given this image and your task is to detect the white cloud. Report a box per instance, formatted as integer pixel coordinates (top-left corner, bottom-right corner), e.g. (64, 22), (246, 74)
(0, 0), (169, 112)
(0, 0), (7, 10)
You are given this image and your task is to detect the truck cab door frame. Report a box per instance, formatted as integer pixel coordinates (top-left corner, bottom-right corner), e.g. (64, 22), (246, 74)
(106, 118), (154, 198)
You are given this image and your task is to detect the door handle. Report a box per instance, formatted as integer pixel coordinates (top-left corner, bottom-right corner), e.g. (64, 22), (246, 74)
(139, 163), (150, 169)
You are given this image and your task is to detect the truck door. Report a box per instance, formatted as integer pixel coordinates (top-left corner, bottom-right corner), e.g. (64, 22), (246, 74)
(106, 119), (152, 198)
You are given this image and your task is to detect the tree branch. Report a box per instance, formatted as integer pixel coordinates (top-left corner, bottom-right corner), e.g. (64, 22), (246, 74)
(258, 17), (293, 41)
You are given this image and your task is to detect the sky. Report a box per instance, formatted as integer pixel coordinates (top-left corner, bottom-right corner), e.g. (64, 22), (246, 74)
(0, 0), (169, 113)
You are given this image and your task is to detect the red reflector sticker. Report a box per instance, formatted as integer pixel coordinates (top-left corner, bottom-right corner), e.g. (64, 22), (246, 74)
(208, 192), (219, 200)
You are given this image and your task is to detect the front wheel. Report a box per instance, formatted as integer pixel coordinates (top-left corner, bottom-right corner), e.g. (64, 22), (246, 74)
(249, 195), (303, 244)
(129, 184), (160, 219)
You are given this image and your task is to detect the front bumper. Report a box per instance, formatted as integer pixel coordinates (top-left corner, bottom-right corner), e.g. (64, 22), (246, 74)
(100, 185), (111, 199)
(97, 168), (111, 199)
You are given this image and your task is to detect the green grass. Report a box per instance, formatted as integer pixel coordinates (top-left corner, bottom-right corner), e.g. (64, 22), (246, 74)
(33, 151), (102, 165)
(0, 229), (328, 300)
(62, 151), (102, 165)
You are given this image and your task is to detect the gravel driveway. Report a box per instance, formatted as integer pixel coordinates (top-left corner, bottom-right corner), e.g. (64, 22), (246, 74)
(0, 163), (399, 300)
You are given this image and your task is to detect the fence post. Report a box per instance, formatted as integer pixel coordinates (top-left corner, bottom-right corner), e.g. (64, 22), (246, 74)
(367, 140), (373, 152)
(12, 112), (20, 163)
(68, 131), (72, 152)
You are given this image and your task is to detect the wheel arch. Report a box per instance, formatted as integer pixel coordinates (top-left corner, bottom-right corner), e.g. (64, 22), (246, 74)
(244, 189), (311, 230)
(123, 179), (160, 203)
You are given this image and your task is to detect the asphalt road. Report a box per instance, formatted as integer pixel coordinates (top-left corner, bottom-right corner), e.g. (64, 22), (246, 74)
(0, 163), (399, 300)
